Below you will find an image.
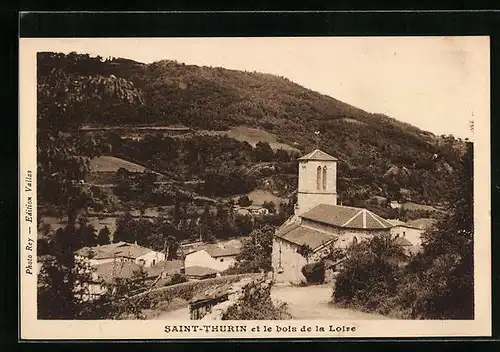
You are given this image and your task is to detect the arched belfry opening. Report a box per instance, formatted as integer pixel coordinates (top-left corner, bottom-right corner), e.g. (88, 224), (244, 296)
(316, 166), (321, 190)
(322, 166), (327, 190)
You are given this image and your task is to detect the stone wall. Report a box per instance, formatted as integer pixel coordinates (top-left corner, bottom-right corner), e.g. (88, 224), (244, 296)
(199, 274), (274, 320)
(130, 273), (259, 310)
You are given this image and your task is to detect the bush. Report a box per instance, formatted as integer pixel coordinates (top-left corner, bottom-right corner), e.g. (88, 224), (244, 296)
(332, 235), (405, 311)
(301, 262), (325, 284)
(167, 273), (187, 286)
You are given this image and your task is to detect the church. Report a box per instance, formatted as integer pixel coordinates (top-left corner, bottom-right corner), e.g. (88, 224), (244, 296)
(271, 149), (423, 284)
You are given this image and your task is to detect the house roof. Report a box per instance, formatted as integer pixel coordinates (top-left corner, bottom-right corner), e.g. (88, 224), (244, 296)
(298, 149), (338, 162)
(185, 266), (219, 278)
(75, 242), (153, 260)
(275, 224), (336, 250)
(301, 204), (394, 230)
(387, 219), (422, 229)
(113, 244), (152, 259)
(186, 239), (244, 258)
(204, 244), (241, 258)
(146, 260), (184, 278)
(93, 261), (144, 283)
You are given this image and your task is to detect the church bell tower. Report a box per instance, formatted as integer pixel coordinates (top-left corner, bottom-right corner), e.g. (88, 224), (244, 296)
(295, 149), (338, 215)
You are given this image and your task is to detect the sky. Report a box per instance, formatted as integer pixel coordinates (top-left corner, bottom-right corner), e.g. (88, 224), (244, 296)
(29, 37), (490, 140)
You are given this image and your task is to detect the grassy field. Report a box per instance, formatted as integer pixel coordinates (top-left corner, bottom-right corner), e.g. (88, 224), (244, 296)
(201, 126), (301, 153)
(402, 202), (442, 212)
(88, 156), (149, 173)
(231, 189), (285, 210)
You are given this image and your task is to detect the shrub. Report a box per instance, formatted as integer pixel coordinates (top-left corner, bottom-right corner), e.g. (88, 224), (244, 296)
(301, 262), (325, 284)
(168, 273), (187, 285)
(332, 235), (405, 310)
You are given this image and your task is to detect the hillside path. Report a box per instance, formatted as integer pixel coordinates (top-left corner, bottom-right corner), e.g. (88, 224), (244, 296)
(271, 284), (390, 320)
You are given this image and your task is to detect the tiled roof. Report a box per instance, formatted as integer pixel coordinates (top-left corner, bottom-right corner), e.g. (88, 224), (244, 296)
(113, 244), (152, 259)
(185, 266), (219, 278)
(93, 261), (144, 283)
(75, 242), (153, 260)
(388, 219), (422, 229)
(275, 225), (335, 250)
(146, 260), (184, 278)
(301, 204), (394, 230)
(205, 244), (241, 258)
(298, 149), (338, 161)
(188, 239), (244, 258)
(387, 219), (408, 226)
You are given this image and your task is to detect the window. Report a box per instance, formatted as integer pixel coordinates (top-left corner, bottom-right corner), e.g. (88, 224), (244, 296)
(220, 258), (224, 262)
(323, 166), (327, 190)
(317, 166), (321, 190)
(403, 231), (406, 237)
(353, 236), (358, 244)
(152, 259), (156, 266)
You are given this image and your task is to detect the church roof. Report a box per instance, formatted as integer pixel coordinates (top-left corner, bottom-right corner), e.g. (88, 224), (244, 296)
(301, 204), (394, 230)
(298, 149), (338, 161)
(275, 224), (336, 250)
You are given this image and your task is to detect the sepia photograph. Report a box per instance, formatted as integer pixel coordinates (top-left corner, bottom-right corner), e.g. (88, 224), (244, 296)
(20, 36), (490, 339)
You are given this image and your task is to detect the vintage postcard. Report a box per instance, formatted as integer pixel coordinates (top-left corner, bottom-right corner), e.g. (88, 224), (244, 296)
(20, 37), (491, 339)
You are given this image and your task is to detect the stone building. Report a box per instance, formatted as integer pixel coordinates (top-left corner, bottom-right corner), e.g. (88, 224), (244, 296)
(271, 149), (423, 284)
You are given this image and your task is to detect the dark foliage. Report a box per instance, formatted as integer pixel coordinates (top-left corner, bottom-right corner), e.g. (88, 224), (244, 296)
(37, 52), (467, 206)
(301, 262), (325, 284)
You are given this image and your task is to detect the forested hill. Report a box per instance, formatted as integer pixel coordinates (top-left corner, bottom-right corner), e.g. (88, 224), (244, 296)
(37, 52), (468, 205)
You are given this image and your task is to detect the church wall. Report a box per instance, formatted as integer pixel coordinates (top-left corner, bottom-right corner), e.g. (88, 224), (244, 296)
(297, 192), (338, 215)
(272, 237), (309, 284)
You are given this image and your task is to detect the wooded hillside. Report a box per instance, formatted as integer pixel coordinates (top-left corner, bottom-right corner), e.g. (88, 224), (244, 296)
(37, 52), (468, 206)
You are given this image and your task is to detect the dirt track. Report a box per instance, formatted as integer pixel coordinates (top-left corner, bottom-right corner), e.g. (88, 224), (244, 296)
(151, 284), (390, 321)
(270, 284), (390, 320)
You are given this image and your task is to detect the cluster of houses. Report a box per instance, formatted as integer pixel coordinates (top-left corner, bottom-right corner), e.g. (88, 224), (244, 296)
(37, 237), (246, 301)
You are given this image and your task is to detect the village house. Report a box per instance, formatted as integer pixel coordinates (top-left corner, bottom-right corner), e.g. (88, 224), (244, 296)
(271, 149), (425, 284)
(146, 259), (184, 280)
(184, 239), (243, 272)
(75, 241), (166, 268)
(233, 204), (269, 216)
(245, 205), (269, 216)
(74, 258), (185, 301)
(387, 219), (425, 254)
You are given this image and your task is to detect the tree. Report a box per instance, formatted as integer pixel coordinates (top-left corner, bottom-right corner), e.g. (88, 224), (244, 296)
(234, 213), (254, 236)
(275, 149), (290, 162)
(262, 201), (276, 214)
(224, 225), (275, 274)
(114, 212), (136, 243)
(403, 142), (474, 319)
(237, 195), (252, 207)
(301, 262), (325, 284)
(97, 226), (111, 245)
(253, 141), (274, 162)
(332, 235), (406, 311)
